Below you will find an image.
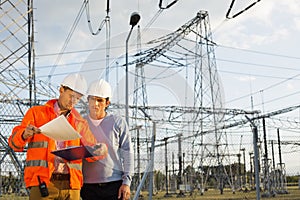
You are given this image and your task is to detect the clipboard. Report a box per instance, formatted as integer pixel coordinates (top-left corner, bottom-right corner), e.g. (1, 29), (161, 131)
(51, 146), (95, 161)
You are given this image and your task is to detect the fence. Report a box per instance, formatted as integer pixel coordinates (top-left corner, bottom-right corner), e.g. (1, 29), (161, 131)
(1, 100), (299, 200)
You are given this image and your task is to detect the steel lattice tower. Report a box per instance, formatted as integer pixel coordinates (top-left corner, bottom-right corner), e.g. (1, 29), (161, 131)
(0, 0), (35, 195)
(128, 10), (234, 194)
(1, 0), (35, 103)
(191, 10), (232, 194)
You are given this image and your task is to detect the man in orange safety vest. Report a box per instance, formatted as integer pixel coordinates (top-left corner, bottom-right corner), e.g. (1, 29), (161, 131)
(9, 73), (107, 200)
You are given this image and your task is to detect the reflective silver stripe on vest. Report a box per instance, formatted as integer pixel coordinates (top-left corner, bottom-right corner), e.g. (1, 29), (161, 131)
(67, 163), (82, 171)
(26, 160), (48, 167)
(28, 141), (48, 149)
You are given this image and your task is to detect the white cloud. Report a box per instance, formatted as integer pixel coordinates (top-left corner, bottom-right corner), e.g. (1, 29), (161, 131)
(238, 76), (256, 82)
(287, 83), (295, 91)
(293, 17), (300, 31)
(213, 0), (298, 49)
(280, 0), (300, 15)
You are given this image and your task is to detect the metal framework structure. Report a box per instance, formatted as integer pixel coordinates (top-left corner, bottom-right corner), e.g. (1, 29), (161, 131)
(0, 0), (58, 195)
(126, 9), (296, 196)
(0, 1), (296, 198)
(129, 10), (234, 194)
(0, 0), (35, 195)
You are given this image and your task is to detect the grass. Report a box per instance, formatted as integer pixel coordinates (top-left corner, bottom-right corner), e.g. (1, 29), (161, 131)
(133, 186), (300, 200)
(0, 187), (299, 199)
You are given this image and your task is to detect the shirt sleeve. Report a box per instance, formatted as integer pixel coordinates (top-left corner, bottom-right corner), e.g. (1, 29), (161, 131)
(8, 108), (35, 151)
(118, 118), (134, 186)
(122, 174), (132, 186)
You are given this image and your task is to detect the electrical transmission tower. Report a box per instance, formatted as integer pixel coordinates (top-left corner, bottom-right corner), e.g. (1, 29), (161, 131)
(0, 0), (36, 195)
(1, 0), (57, 102)
(0, 1), (59, 195)
(128, 10), (233, 194)
(1, 0), (35, 103)
(191, 11), (232, 194)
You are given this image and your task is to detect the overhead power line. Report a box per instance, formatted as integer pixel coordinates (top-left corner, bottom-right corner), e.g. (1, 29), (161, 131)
(226, 0), (262, 19)
(158, 0), (179, 9)
(47, 0), (87, 84)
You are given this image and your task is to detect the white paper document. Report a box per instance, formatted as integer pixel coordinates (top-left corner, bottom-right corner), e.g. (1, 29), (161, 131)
(39, 115), (82, 141)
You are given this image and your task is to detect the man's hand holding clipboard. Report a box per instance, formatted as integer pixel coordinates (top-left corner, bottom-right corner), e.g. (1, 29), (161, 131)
(51, 143), (108, 161)
(93, 143), (108, 159)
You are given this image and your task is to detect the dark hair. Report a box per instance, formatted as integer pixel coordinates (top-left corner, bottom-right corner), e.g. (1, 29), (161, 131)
(61, 85), (73, 91)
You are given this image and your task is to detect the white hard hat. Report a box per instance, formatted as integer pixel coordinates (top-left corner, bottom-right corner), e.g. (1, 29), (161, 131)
(61, 73), (87, 95)
(87, 79), (112, 99)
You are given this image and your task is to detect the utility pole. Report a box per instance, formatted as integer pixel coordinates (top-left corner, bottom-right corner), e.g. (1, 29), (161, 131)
(262, 117), (271, 197)
(163, 137), (172, 197)
(177, 134), (184, 197)
(246, 116), (261, 200)
(240, 148), (246, 187)
(277, 128), (288, 194)
(249, 152), (253, 189)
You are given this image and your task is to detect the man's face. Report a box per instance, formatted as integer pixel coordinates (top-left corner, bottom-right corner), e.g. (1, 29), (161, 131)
(88, 96), (110, 120)
(58, 86), (83, 112)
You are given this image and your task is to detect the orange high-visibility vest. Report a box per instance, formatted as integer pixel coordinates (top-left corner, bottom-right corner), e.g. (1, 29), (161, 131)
(8, 99), (97, 189)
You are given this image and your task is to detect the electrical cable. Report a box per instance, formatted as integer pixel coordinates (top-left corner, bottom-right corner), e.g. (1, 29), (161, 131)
(226, 0), (261, 19)
(47, 0), (87, 84)
(158, 0), (179, 9)
(84, 0), (107, 35)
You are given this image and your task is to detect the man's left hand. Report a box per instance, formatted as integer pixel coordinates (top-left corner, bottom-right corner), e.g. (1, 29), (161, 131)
(118, 184), (131, 200)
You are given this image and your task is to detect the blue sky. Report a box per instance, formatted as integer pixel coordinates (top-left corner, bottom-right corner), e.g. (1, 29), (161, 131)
(30, 0), (300, 174)
(33, 0), (300, 111)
